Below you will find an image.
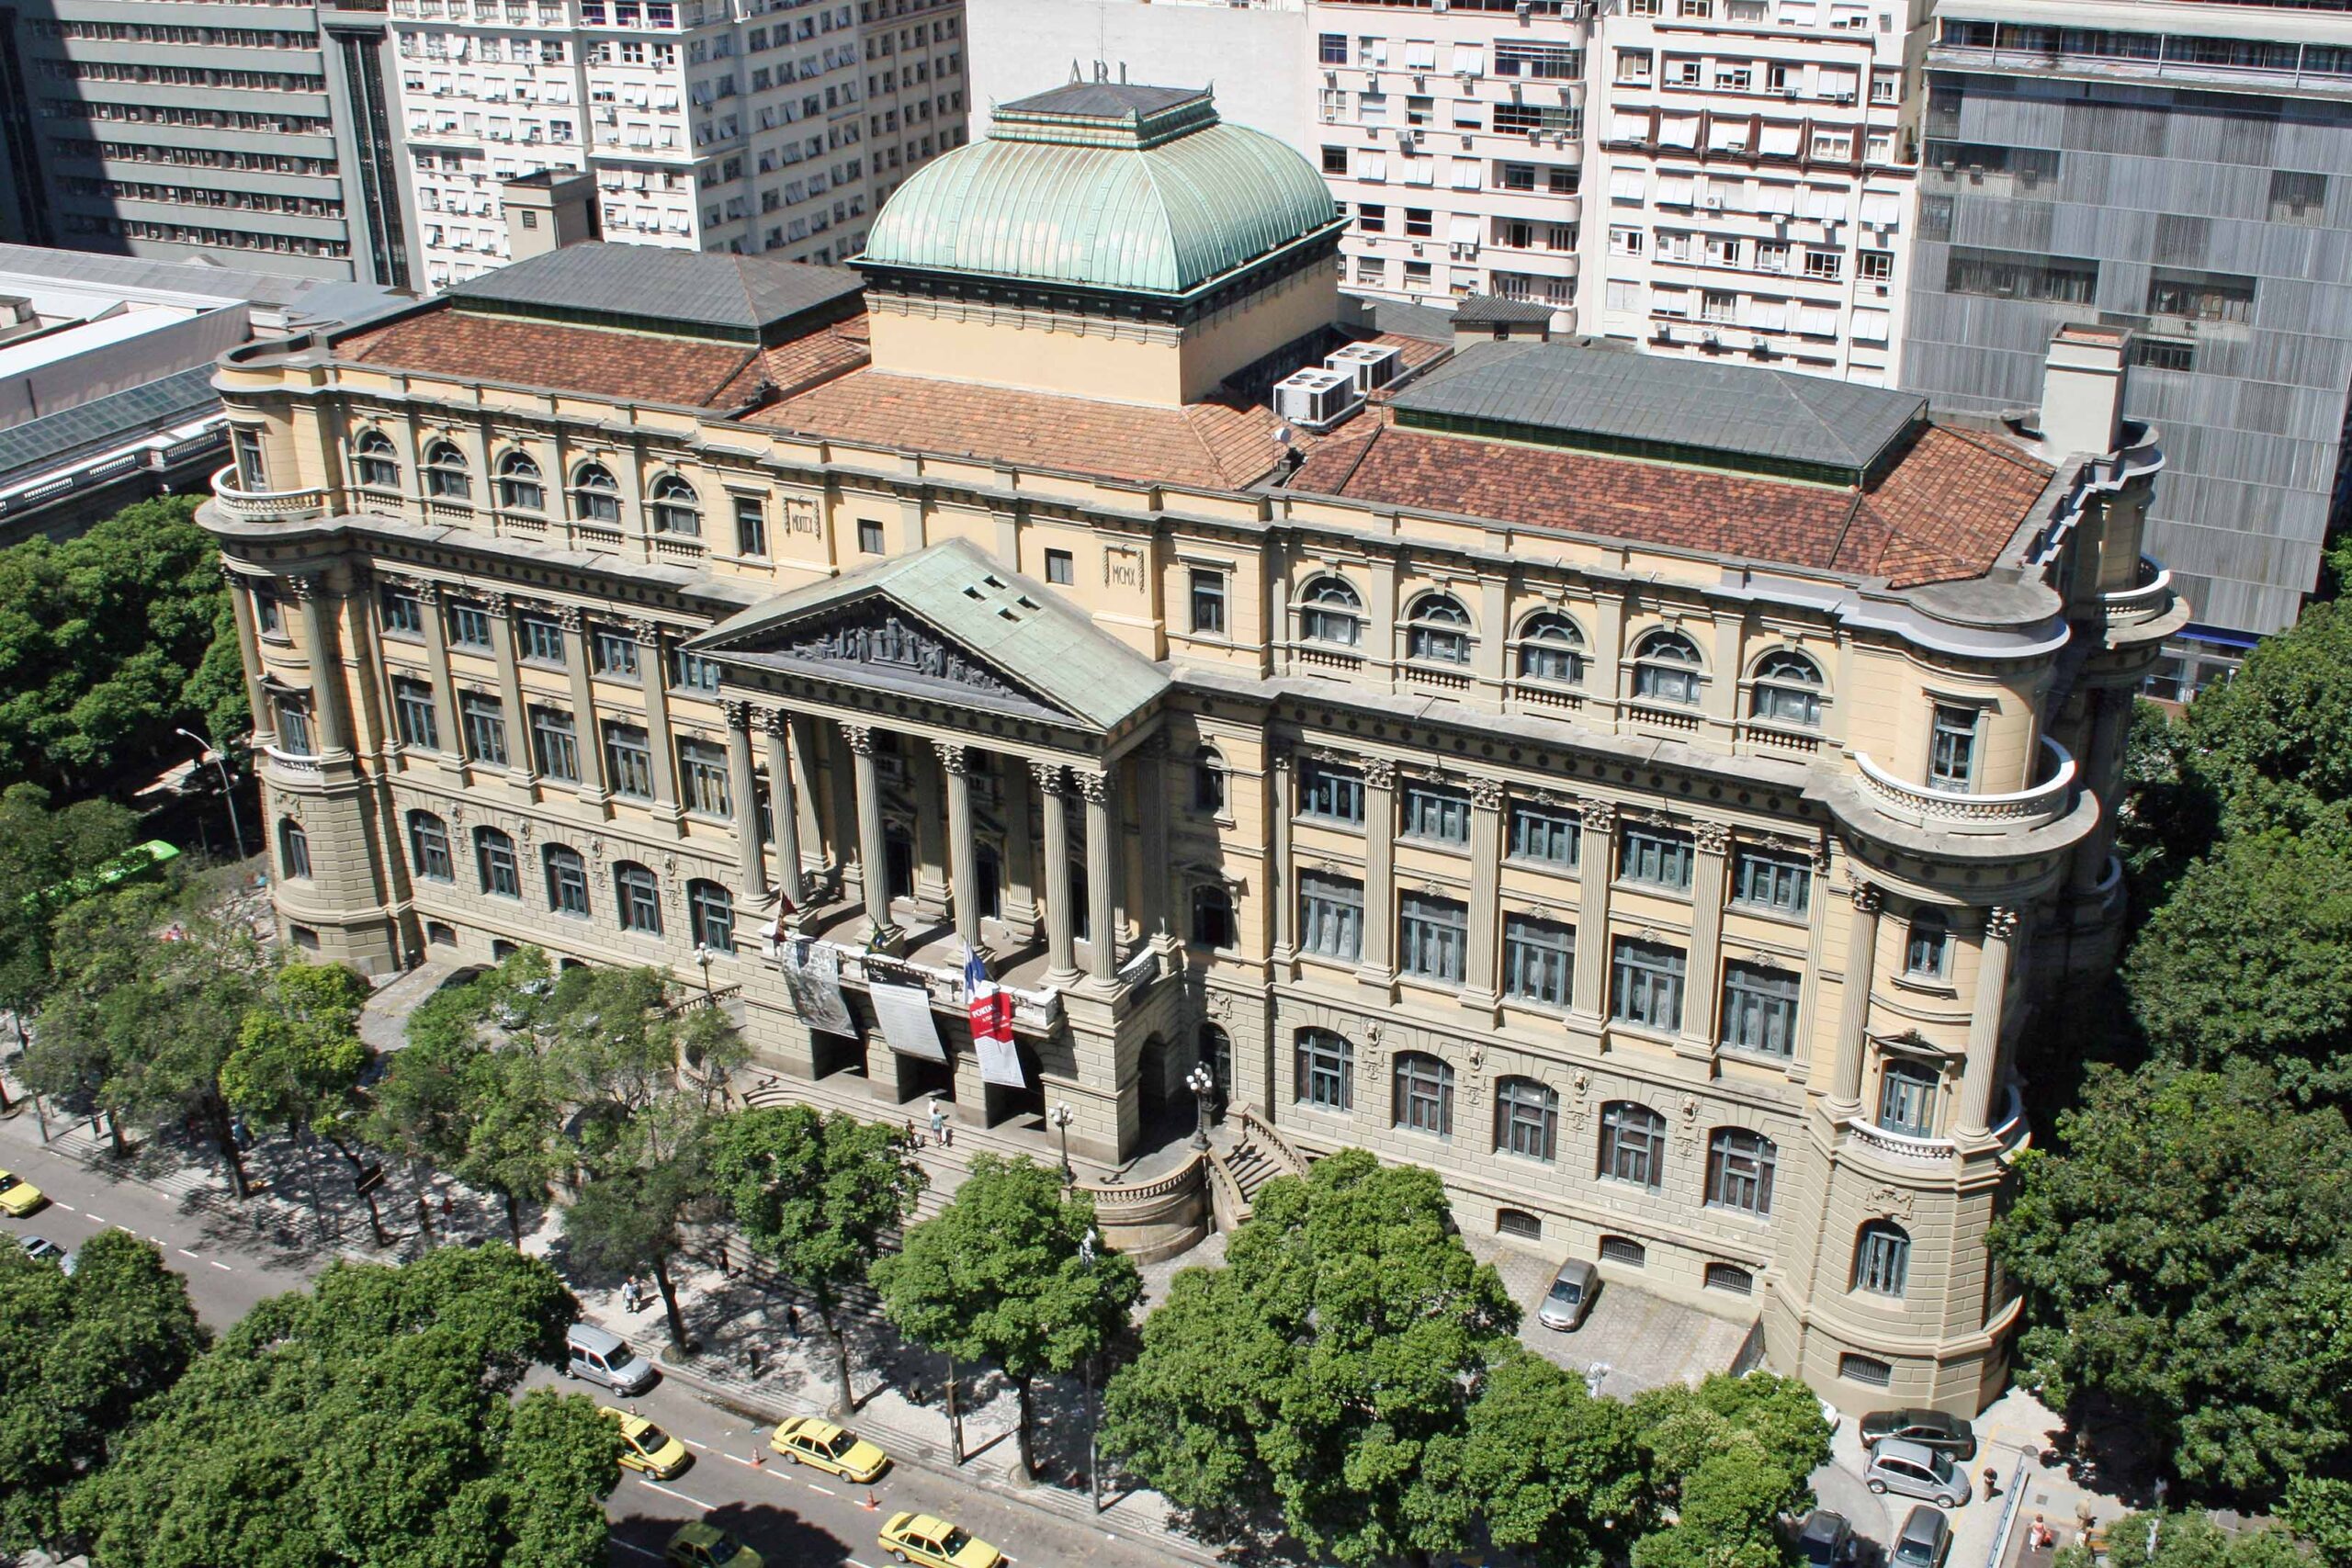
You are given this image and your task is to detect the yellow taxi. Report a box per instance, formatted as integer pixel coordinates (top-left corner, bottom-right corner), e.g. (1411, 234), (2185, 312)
(877, 1511), (1003, 1568)
(0, 1168), (44, 1217)
(769, 1415), (888, 1483)
(599, 1405), (690, 1479)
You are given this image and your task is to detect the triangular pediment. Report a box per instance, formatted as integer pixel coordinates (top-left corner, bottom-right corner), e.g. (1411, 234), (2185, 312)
(689, 538), (1168, 732)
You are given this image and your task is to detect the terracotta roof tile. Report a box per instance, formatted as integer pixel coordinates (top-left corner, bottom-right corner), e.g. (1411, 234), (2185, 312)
(336, 313), (761, 407)
(707, 327), (871, 408)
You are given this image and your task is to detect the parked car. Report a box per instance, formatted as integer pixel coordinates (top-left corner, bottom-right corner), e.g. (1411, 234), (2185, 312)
(1795, 1508), (1856, 1567)
(601, 1405), (689, 1479)
(663, 1521), (761, 1568)
(1537, 1258), (1600, 1331)
(17, 1235), (74, 1272)
(877, 1511), (1005, 1568)
(1892, 1506), (1953, 1568)
(1865, 1438), (1971, 1508)
(0, 1168), (46, 1217)
(563, 1323), (657, 1396)
(770, 1415), (888, 1483)
(1861, 1407), (1978, 1461)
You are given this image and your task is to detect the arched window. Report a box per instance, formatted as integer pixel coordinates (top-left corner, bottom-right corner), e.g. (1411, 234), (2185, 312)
(352, 429), (400, 491)
(1295, 1027), (1352, 1111)
(614, 861), (662, 934)
(1750, 650), (1826, 728)
(424, 440), (471, 501)
(571, 462), (621, 525)
(1299, 576), (1363, 648)
(1905, 909), (1951, 980)
(1877, 1058), (1939, 1139)
(1198, 1022), (1232, 1102)
(1705, 1262), (1755, 1296)
(1632, 628), (1705, 705)
(687, 878), (734, 953)
(1517, 611), (1586, 684)
(650, 474), (702, 536)
(1190, 885), (1236, 950)
(1704, 1128), (1777, 1215)
(545, 843), (590, 918)
(1852, 1220), (1911, 1297)
(1393, 1050), (1453, 1135)
(475, 827), (519, 898)
(1495, 1076), (1557, 1161)
(407, 810), (452, 882)
(277, 818), (311, 880)
(498, 450), (545, 512)
(1405, 592), (1473, 665)
(1193, 747), (1227, 815)
(1598, 1100), (1666, 1190)
(1497, 1208), (1543, 1240)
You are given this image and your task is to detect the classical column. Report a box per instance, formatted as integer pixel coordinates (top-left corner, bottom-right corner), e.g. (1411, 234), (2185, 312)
(911, 739), (951, 918)
(1136, 736), (1170, 942)
(1078, 764), (1119, 985)
(1356, 758), (1396, 987)
(1571, 801), (1616, 1018)
(1000, 755), (1040, 941)
(555, 607), (607, 802)
(633, 618), (684, 824)
(482, 592), (532, 784)
(2069, 689), (2132, 897)
(1464, 776), (1504, 1008)
(1270, 750), (1296, 959)
(1679, 821), (1731, 1057)
(763, 707), (805, 912)
(221, 566), (276, 749)
(289, 576), (354, 759)
(938, 741), (981, 953)
(1828, 883), (1883, 1109)
(723, 700), (767, 900)
(413, 580), (461, 765)
(1956, 906), (2019, 1138)
(845, 724), (899, 947)
(1035, 760), (1078, 985)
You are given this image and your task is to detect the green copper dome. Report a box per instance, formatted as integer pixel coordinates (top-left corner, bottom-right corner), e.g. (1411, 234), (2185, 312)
(856, 84), (1342, 299)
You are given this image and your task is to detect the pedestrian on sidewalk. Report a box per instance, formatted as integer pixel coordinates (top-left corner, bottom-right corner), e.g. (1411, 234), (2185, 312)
(786, 1304), (802, 1342)
(928, 1100), (946, 1145)
(1982, 1465), (2000, 1499)
(716, 1240), (731, 1276)
(623, 1274), (642, 1313)
(903, 1117), (917, 1146)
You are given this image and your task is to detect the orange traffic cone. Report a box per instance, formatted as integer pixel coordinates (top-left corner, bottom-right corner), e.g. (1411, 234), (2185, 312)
(860, 1488), (881, 1511)
(751, 1447), (765, 1468)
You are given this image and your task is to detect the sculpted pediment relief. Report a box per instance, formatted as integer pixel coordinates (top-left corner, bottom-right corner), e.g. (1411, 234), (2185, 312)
(733, 603), (1066, 720)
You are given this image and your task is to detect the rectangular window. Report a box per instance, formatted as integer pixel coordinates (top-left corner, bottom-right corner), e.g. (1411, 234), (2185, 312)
(1620, 826), (1694, 892)
(233, 426), (266, 491)
(1878, 1061), (1939, 1138)
(1508, 802), (1580, 867)
(393, 677), (439, 750)
(458, 691), (508, 766)
(592, 627), (640, 678)
(1495, 39), (1580, 79)
(1928, 705), (1979, 793)
(1189, 569), (1227, 636)
(517, 613), (567, 666)
(733, 494), (769, 557)
(1944, 245), (2098, 305)
(1732, 848), (1811, 916)
(254, 588), (285, 639)
(1905, 917), (1951, 980)
(1720, 962), (1801, 1056)
(447, 601), (493, 649)
(671, 649), (722, 694)
(379, 588), (425, 638)
(1399, 893), (1468, 985)
(1299, 872), (1364, 962)
(1045, 548), (1074, 586)
(856, 518), (885, 554)
(1611, 937), (1686, 1032)
(604, 721), (655, 799)
(2270, 168), (2328, 224)
(548, 851), (590, 917)
(2147, 266), (2256, 325)
(1319, 30), (1347, 64)
(529, 705), (580, 782)
(678, 737), (732, 817)
(1298, 1032), (1352, 1111)
(2133, 337), (2195, 374)
(1502, 914), (1574, 1007)
(1401, 784), (1471, 846)
(1299, 760), (1365, 826)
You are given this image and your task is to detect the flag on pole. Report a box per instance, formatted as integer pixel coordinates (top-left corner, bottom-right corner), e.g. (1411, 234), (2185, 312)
(964, 944), (1025, 1088)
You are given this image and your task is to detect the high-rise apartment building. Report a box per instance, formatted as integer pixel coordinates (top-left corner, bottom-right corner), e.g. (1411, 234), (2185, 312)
(389, 0), (967, 289)
(1580, 0), (1923, 383)
(1901, 0), (2352, 660)
(0, 0), (413, 286)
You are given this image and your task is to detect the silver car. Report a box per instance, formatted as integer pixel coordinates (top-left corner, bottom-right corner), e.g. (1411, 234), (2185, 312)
(1537, 1258), (1600, 1331)
(1864, 1438), (1971, 1508)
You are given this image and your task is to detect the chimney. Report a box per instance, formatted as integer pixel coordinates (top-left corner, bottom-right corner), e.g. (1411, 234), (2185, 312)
(501, 169), (601, 260)
(2039, 322), (2130, 458)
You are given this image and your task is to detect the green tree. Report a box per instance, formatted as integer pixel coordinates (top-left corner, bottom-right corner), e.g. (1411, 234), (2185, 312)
(2054, 1511), (2312, 1568)
(560, 1093), (711, 1354)
(0, 783), (141, 1058)
(0, 1230), (207, 1552)
(0, 497), (244, 795)
(62, 1245), (615, 1568)
(874, 1153), (1140, 1482)
(2285, 1477), (2352, 1568)
(1098, 1149), (1515, 1566)
(2177, 598), (2352, 832)
(1991, 1060), (2352, 1496)
(222, 963), (376, 1158)
(1632, 1446), (1807, 1568)
(1447, 1348), (1647, 1568)
(1625, 1374), (1829, 1568)
(707, 1105), (925, 1413)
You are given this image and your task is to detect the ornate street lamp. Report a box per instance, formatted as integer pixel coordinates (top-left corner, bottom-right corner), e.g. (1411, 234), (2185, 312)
(1049, 1100), (1074, 1185)
(1186, 1063), (1216, 1151)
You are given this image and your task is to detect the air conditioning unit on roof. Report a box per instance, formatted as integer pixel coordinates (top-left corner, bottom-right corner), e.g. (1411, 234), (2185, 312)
(1328, 341), (1406, 392)
(1274, 367), (1365, 432)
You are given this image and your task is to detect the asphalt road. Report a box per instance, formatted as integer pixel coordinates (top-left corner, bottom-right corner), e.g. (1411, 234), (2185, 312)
(0, 1107), (1198, 1568)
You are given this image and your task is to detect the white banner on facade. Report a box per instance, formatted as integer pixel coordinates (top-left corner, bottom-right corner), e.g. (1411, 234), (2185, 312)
(975, 1032), (1025, 1089)
(870, 981), (947, 1062)
(781, 940), (854, 1037)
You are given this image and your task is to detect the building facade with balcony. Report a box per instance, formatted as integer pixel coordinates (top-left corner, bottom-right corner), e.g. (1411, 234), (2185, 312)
(200, 83), (2178, 1414)
(389, 0), (966, 288)
(1900, 0), (2352, 665)
(1579, 0), (1924, 382)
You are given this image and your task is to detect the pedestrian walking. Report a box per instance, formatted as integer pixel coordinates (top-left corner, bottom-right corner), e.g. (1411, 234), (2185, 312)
(928, 1100), (947, 1145)
(1982, 1465), (2000, 1499)
(786, 1304), (802, 1342)
(715, 1239), (730, 1276)
(622, 1274), (642, 1312)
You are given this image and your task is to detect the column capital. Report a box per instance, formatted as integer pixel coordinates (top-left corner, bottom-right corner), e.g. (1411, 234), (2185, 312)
(1849, 881), (1883, 915)
(480, 588), (513, 615)
(628, 616), (666, 648)
(760, 705), (793, 739)
(1362, 757), (1396, 790)
(1029, 757), (1066, 793)
(843, 722), (876, 756)
(1691, 819), (1732, 857)
(933, 739), (969, 774)
(552, 604), (587, 632)
(283, 573), (324, 603)
(1579, 798), (1617, 832)
(1468, 775), (1504, 812)
(721, 698), (755, 731)
(1072, 768), (1112, 806)
(1984, 905), (2021, 942)
(384, 571), (439, 600)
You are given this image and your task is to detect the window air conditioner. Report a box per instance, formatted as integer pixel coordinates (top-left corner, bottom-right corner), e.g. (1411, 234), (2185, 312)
(1275, 367), (1366, 432)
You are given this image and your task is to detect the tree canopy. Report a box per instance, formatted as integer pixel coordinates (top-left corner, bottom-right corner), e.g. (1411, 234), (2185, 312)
(223, 963), (376, 1150)
(0, 782), (141, 1033)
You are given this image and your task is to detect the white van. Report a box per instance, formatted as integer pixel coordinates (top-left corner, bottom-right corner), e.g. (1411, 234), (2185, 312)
(565, 1323), (657, 1395)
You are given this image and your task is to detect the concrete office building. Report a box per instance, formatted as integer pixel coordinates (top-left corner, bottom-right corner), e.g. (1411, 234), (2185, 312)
(201, 84), (2179, 1411)
(1904, 0), (2352, 664)
(0, 0), (413, 286)
(964, 0), (1310, 147)
(389, 0), (967, 289)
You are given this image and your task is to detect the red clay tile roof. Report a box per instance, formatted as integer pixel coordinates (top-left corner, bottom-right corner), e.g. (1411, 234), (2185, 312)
(336, 312), (766, 407)
(1289, 423), (2052, 589)
(750, 369), (1296, 490)
(708, 327), (870, 408)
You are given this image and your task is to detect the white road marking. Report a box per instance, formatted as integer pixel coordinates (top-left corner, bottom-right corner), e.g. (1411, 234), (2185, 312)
(177, 1248), (198, 1259)
(805, 1483), (836, 1496)
(51, 1202), (73, 1213)
(612, 1541), (665, 1560)
(85, 1213), (103, 1224)
(634, 1479), (711, 1511)
(721, 1452), (756, 1468)
(114, 1224), (136, 1235)
(680, 1438), (707, 1450)
(207, 1260), (232, 1271)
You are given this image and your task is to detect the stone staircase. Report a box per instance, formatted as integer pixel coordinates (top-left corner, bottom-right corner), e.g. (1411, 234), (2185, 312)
(1219, 1138), (1286, 1204)
(1206, 1105), (1312, 1226)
